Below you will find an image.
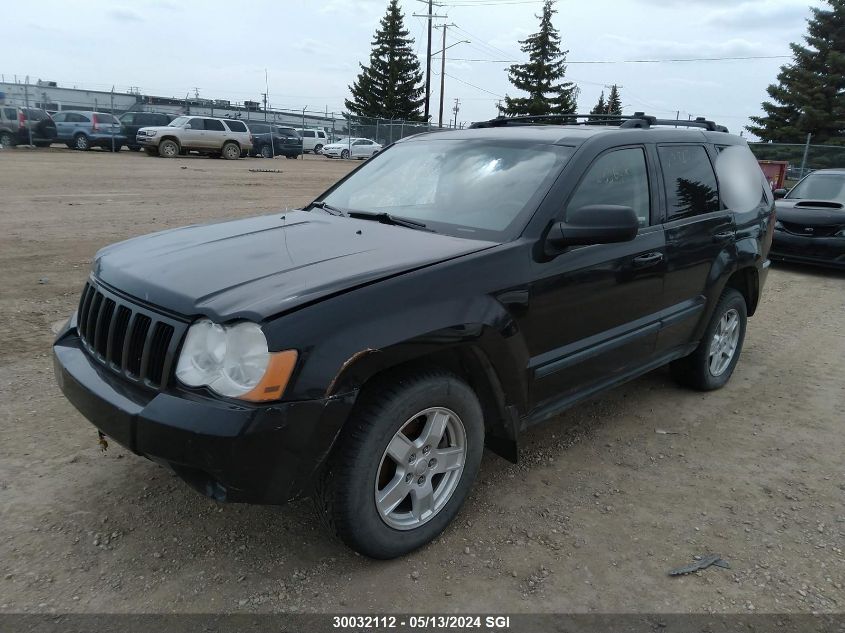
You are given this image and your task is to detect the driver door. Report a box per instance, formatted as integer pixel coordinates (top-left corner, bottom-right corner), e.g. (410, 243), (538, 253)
(522, 145), (668, 407)
(181, 117), (206, 148)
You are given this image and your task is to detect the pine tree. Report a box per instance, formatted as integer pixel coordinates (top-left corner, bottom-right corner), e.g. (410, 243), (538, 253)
(747, 0), (845, 143)
(606, 84), (622, 116)
(345, 0), (425, 121)
(500, 0), (579, 116)
(590, 91), (606, 115)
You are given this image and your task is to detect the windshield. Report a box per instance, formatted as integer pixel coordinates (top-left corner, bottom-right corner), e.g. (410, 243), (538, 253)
(168, 116), (190, 127)
(786, 172), (845, 202)
(321, 139), (572, 239)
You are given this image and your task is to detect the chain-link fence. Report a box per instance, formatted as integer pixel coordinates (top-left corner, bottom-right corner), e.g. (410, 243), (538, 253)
(748, 142), (845, 183)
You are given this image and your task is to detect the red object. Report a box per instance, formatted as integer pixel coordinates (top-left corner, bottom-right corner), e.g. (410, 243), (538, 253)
(91, 113), (100, 133)
(17, 111), (25, 129)
(758, 160), (788, 190)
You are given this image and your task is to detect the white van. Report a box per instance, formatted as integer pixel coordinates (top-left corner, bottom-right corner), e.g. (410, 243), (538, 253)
(297, 129), (328, 154)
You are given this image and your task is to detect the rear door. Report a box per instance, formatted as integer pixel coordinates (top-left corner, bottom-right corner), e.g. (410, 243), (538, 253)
(523, 145), (667, 407)
(655, 144), (734, 352)
(203, 118), (226, 149)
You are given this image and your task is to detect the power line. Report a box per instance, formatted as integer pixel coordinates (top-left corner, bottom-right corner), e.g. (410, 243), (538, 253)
(436, 54), (791, 64)
(442, 71), (505, 98)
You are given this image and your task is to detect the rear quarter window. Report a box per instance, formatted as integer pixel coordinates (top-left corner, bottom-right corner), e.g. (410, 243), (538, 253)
(658, 145), (720, 220)
(225, 120), (247, 133)
(204, 119), (225, 132)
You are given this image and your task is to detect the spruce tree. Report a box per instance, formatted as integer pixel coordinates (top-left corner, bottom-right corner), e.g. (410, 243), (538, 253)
(345, 0), (425, 121)
(747, 0), (845, 143)
(500, 0), (579, 116)
(591, 91), (606, 116)
(606, 84), (623, 116)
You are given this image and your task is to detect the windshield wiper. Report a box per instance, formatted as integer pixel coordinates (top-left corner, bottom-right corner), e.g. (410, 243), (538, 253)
(308, 200), (348, 216)
(347, 210), (432, 231)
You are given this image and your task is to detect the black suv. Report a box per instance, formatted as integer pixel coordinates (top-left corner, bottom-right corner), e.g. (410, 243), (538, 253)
(246, 123), (303, 159)
(119, 111), (177, 151)
(53, 113), (774, 559)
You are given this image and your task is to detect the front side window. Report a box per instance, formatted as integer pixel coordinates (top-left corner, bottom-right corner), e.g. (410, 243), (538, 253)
(658, 145), (720, 219)
(52, 112), (67, 122)
(169, 116), (190, 127)
(566, 147), (651, 226)
(322, 139), (573, 239)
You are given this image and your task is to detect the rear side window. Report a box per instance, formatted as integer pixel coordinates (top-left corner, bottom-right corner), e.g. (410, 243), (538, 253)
(658, 145), (720, 219)
(225, 120), (247, 132)
(277, 127), (299, 137)
(302, 130), (315, 138)
(205, 119), (225, 131)
(566, 147), (651, 226)
(24, 108), (49, 121)
(248, 123), (270, 134)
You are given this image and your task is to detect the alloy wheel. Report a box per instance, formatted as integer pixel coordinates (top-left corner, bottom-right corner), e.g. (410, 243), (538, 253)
(709, 308), (740, 376)
(374, 407), (467, 530)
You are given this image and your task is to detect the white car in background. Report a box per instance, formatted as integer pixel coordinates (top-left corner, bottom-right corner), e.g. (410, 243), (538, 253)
(296, 128), (329, 154)
(322, 137), (382, 160)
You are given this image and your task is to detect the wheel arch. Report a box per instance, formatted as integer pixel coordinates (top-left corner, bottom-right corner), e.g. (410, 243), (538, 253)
(723, 265), (760, 316)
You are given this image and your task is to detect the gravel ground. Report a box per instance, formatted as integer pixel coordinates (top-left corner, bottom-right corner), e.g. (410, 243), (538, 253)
(0, 147), (843, 614)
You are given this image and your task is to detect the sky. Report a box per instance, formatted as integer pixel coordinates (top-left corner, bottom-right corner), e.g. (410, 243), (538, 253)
(6, 0), (823, 136)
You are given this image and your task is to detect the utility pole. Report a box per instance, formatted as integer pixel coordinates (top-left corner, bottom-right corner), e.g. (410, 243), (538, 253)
(452, 98), (460, 128)
(434, 24), (455, 128)
(24, 76), (33, 146)
(193, 87), (200, 99)
(414, 1), (446, 122)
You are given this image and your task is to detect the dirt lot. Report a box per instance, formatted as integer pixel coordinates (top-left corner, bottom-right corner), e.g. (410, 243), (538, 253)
(1, 147), (843, 615)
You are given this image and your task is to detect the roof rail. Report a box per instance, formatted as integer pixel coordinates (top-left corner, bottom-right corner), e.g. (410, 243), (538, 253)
(469, 112), (729, 133)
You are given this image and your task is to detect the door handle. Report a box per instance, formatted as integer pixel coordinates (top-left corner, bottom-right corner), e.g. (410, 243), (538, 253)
(632, 252), (664, 268)
(713, 230), (733, 242)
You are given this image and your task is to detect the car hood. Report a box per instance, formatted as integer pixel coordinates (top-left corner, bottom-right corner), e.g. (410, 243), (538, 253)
(776, 199), (845, 225)
(92, 211), (496, 322)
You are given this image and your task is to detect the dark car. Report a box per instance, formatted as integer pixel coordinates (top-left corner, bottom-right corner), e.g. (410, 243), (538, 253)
(771, 169), (845, 268)
(119, 111), (177, 151)
(0, 106), (57, 147)
(246, 123), (303, 158)
(53, 113), (773, 559)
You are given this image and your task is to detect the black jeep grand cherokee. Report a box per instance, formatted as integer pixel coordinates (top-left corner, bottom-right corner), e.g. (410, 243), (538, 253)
(54, 114), (774, 559)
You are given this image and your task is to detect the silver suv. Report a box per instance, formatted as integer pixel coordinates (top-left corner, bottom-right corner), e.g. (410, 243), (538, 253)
(137, 116), (253, 159)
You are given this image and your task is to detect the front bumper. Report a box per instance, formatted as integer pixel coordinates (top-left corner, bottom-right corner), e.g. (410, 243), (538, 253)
(771, 231), (845, 269)
(322, 148), (344, 158)
(53, 324), (354, 504)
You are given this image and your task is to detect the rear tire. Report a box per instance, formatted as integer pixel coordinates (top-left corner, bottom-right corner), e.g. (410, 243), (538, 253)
(314, 370), (484, 559)
(73, 134), (90, 151)
(671, 288), (747, 391)
(260, 144), (273, 159)
(158, 139), (179, 158)
(222, 141), (240, 160)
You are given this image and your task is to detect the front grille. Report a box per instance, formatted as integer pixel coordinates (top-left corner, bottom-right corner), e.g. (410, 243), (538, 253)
(781, 221), (843, 237)
(76, 280), (187, 390)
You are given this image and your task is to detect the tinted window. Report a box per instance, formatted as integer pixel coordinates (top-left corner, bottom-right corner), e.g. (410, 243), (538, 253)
(67, 113), (89, 123)
(302, 130), (315, 137)
(24, 108), (49, 121)
(204, 119), (225, 131)
(248, 123), (270, 134)
(566, 147), (651, 226)
(94, 113), (119, 124)
(225, 120), (247, 132)
(3, 108), (15, 119)
(52, 112), (67, 122)
(120, 113), (136, 124)
(187, 118), (204, 130)
(276, 127), (299, 137)
(658, 145), (720, 219)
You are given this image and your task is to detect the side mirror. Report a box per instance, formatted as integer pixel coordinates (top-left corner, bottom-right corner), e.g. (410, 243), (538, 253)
(773, 188), (788, 199)
(547, 205), (639, 249)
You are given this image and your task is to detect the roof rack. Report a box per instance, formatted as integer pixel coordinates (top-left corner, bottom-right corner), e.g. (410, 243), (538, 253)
(469, 112), (729, 133)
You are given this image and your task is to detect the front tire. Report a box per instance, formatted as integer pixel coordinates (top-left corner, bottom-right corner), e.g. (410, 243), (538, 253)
(340, 149), (349, 159)
(158, 139), (179, 158)
(0, 131), (14, 147)
(315, 370), (484, 559)
(314, 143), (324, 154)
(73, 134), (90, 151)
(671, 288), (747, 391)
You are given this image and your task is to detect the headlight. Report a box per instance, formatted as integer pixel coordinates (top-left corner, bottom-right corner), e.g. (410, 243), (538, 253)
(835, 228), (845, 237)
(146, 131), (157, 137)
(175, 319), (297, 401)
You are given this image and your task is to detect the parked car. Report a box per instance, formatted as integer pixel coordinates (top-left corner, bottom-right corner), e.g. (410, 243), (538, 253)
(53, 114), (772, 559)
(246, 123), (303, 159)
(52, 111), (125, 151)
(0, 106), (57, 147)
(297, 128), (329, 154)
(322, 137), (382, 159)
(136, 116), (253, 159)
(119, 111), (177, 151)
(771, 168), (845, 268)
